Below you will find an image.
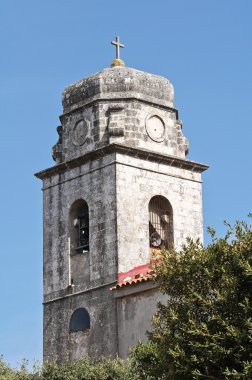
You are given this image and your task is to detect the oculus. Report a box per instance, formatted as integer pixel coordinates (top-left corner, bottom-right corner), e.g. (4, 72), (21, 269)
(72, 119), (89, 146)
(146, 114), (165, 142)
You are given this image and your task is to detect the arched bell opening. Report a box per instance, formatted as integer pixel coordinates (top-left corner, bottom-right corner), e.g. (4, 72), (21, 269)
(149, 195), (173, 251)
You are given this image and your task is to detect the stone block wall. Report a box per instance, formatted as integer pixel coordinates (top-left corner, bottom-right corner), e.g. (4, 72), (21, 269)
(42, 152), (119, 361)
(44, 284), (117, 362)
(115, 152), (204, 274)
(43, 152), (118, 301)
(58, 100), (188, 164)
(114, 283), (168, 358)
(39, 144), (206, 361)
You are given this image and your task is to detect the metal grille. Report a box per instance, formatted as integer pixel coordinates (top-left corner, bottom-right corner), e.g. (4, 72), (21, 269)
(149, 196), (172, 249)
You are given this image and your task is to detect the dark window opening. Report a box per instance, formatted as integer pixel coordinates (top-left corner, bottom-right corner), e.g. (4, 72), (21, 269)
(149, 196), (173, 250)
(69, 199), (89, 254)
(74, 212), (89, 252)
(69, 308), (90, 333)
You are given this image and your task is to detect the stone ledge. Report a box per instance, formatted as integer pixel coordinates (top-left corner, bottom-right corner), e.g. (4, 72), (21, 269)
(43, 280), (117, 305)
(35, 143), (208, 180)
(113, 281), (158, 299)
(59, 97), (178, 120)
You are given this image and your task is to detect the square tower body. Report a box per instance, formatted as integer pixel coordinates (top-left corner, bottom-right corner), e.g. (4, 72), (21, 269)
(35, 66), (208, 361)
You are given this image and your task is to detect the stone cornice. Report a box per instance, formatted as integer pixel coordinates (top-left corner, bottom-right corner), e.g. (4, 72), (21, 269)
(35, 143), (209, 180)
(59, 96), (178, 120)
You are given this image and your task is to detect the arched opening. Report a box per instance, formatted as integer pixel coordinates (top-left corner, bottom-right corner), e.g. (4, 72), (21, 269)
(69, 308), (90, 333)
(149, 195), (173, 250)
(69, 199), (89, 254)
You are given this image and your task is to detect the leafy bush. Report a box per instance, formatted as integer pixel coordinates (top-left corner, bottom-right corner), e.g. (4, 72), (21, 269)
(133, 219), (252, 379)
(0, 356), (136, 380)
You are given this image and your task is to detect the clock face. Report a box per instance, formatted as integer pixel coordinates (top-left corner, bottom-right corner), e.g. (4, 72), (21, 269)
(72, 119), (89, 146)
(146, 115), (165, 142)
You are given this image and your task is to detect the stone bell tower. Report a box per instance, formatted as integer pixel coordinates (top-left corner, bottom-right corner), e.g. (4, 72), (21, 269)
(35, 37), (208, 362)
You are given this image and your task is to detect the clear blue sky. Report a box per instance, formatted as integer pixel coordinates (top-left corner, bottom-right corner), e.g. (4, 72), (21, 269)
(0, 0), (251, 367)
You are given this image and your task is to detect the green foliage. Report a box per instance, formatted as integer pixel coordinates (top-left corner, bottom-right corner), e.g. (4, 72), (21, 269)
(0, 357), (40, 380)
(0, 356), (135, 380)
(131, 341), (169, 380)
(41, 356), (133, 380)
(133, 219), (252, 380)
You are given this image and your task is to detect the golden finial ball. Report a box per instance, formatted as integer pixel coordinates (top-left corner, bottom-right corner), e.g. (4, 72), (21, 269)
(111, 58), (125, 67)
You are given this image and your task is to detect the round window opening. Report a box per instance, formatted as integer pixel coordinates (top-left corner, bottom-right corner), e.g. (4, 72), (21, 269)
(69, 308), (90, 333)
(146, 115), (165, 142)
(72, 119), (89, 146)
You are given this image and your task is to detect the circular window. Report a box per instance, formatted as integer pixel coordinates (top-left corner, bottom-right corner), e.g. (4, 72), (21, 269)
(72, 119), (89, 146)
(146, 115), (166, 142)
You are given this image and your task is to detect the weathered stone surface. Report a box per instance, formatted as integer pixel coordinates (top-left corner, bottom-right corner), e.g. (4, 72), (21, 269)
(115, 152), (204, 274)
(53, 66), (188, 164)
(62, 66), (174, 113)
(44, 285), (118, 361)
(114, 282), (168, 358)
(56, 98), (189, 163)
(36, 64), (208, 362)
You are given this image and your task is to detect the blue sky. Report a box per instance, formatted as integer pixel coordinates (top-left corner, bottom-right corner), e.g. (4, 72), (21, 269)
(0, 0), (251, 367)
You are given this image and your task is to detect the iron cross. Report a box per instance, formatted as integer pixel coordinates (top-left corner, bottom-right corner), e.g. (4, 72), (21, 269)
(111, 36), (124, 60)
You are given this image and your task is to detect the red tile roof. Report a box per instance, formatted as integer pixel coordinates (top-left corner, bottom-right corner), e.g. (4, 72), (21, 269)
(111, 263), (156, 290)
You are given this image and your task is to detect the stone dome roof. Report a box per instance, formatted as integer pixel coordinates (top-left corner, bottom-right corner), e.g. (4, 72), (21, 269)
(62, 66), (174, 114)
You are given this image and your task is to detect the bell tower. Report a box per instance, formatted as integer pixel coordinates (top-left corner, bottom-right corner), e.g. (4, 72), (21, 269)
(35, 39), (208, 361)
